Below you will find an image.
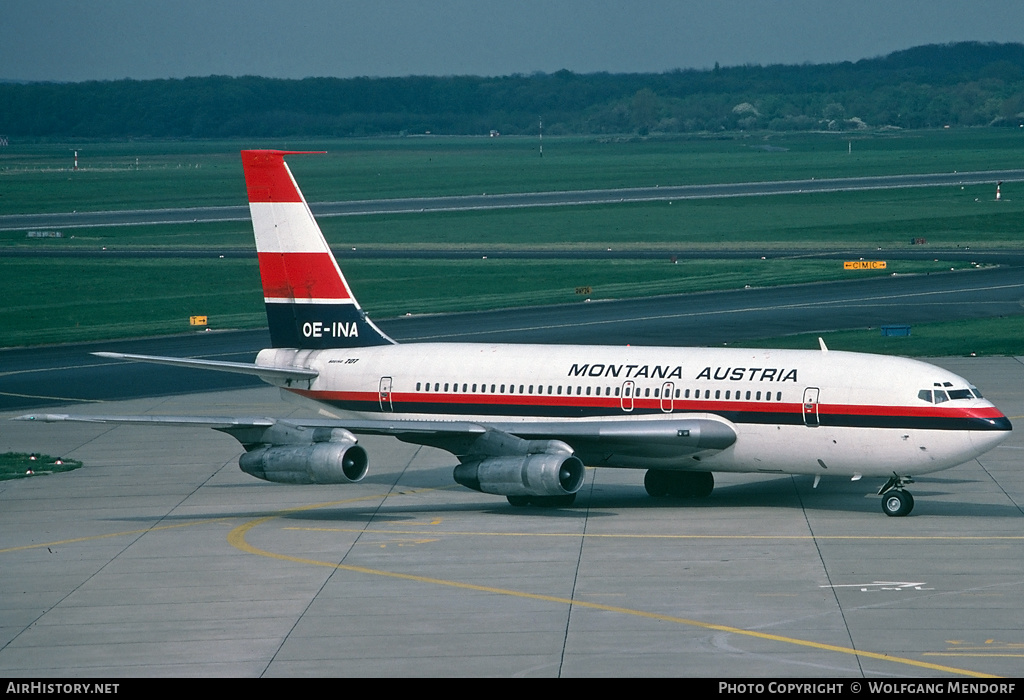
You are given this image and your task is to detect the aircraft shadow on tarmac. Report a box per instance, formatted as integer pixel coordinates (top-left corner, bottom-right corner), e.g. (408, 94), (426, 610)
(102, 471), (1022, 522)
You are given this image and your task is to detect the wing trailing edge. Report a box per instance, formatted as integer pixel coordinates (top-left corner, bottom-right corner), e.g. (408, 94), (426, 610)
(13, 414), (277, 428)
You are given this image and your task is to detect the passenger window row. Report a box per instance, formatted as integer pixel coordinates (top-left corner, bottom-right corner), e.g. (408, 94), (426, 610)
(412, 382), (784, 402)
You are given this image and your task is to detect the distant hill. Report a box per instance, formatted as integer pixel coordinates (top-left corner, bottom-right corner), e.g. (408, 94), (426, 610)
(3, 42), (1024, 138)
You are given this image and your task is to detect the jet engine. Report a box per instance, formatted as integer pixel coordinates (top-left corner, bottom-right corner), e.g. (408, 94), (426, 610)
(453, 453), (585, 497)
(239, 441), (368, 485)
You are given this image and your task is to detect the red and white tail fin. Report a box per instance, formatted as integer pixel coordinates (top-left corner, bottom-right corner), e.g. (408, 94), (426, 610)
(241, 150), (394, 349)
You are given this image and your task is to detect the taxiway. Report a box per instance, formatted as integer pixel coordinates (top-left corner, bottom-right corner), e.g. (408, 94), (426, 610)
(1, 353), (1022, 677)
(3, 169), (1023, 231)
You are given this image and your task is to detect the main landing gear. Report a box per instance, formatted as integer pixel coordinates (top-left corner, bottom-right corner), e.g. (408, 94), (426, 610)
(878, 473), (915, 517)
(644, 470), (714, 499)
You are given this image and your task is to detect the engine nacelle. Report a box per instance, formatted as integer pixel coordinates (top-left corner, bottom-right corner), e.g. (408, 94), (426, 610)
(453, 453), (585, 497)
(239, 442), (368, 485)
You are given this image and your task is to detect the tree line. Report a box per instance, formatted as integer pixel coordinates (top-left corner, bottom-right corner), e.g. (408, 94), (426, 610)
(3, 42), (1024, 139)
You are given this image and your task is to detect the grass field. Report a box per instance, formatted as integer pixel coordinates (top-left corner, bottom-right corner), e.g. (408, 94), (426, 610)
(315, 184), (1024, 251)
(2, 129), (1023, 350)
(6, 181), (1022, 253)
(0, 256), (983, 346)
(0, 452), (81, 480)
(4, 129), (1024, 215)
(738, 315), (1024, 358)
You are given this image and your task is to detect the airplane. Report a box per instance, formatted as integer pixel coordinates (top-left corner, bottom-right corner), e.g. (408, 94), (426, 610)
(17, 150), (1012, 517)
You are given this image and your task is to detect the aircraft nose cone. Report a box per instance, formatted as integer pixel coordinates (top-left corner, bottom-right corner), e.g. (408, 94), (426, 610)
(968, 414), (1012, 455)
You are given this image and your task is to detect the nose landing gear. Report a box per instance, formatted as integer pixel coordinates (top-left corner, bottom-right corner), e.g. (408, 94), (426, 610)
(878, 473), (915, 517)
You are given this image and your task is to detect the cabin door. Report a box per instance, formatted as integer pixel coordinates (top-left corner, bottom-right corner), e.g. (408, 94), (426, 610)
(379, 376), (394, 413)
(802, 387), (820, 427)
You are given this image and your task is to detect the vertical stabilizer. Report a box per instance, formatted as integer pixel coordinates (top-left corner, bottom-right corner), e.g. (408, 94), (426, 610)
(241, 150), (394, 349)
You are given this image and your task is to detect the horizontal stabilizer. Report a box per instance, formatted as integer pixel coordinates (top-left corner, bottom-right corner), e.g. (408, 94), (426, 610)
(93, 351), (318, 381)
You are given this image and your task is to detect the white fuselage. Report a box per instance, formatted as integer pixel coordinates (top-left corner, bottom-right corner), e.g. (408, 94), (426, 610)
(256, 343), (1011, 478)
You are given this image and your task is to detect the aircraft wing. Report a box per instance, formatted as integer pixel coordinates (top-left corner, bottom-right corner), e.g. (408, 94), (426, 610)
(13, 413), (490, 451)
(14, 411), (735, 496)
(15, 412), (734, 457)
(14, 413), (279, 428)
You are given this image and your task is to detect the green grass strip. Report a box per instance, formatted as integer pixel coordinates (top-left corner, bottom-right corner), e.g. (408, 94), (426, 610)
(0, 452), (82, 480)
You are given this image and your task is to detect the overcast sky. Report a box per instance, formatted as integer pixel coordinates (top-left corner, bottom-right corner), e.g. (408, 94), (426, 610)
(5, 1), (1024, 82)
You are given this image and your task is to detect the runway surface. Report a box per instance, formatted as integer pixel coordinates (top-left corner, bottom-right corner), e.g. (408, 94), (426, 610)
(2, 356), (1022, 677)
(3, 169), (1023, 231)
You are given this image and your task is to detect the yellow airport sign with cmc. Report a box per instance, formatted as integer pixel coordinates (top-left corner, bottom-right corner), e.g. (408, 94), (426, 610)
(844, 261), (887, 270)
(189, 316), (208, 326)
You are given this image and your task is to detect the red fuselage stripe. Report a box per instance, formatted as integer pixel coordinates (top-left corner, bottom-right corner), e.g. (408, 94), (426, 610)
(294, 388), (1006, 421)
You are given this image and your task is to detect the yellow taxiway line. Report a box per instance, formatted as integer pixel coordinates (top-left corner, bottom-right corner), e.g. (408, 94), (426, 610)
(227, 494), (1001, 679)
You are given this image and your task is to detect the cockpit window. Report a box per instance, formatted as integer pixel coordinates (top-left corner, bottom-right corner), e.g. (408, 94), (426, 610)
(920, 385), (980, 403)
